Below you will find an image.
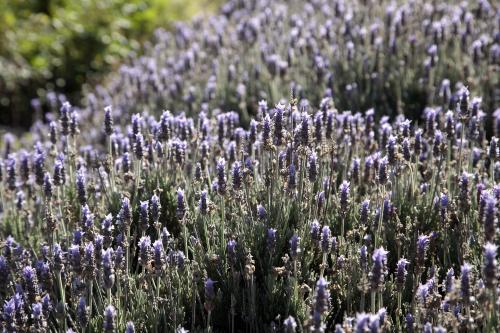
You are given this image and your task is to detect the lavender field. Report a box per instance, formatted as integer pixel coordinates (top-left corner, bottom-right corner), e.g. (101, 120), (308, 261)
(0, 0), (499, 332)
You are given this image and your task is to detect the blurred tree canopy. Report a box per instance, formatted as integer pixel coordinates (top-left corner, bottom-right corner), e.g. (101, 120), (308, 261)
(0, 0), (218, 128)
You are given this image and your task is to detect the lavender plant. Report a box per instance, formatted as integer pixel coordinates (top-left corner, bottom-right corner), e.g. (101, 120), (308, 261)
(0, 0), (499, 332)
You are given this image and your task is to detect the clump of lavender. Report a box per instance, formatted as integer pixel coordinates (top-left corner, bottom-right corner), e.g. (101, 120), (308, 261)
(482, 243), (497, 289)
(138, 236), (151, 268)
(102, 248), (115, 290)
(139, 200), (150, 232)
(320, 226), (331, 254)
(396, 258), (409, 291)
(0, 1), (498, 331)
(266, 228), (277, 255)
(370, 247), (388, 292)
(416, 234), (430, 269)
(150, 193), (161, 228)
(339, 181), (350, 213)
(483, 193), (496, 242)
(76, 297), (89, 329)
(76, 168), (87, 205)
(289, 234), (301, 260)
(460, 263), (472, 304)
(204, 278), (216, 312)
(103, 305), (117, 333)
(310, 277), (330, 332)
(104, 106), (114, 136)
(216, 158), (226, 195)
(176, 188), (186, 220)
(283, 315), (297, 333)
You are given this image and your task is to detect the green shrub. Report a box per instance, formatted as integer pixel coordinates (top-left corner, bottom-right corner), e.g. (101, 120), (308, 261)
(0, 0), (219, 128)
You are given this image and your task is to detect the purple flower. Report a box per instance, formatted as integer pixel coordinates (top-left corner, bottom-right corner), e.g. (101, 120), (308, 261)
(120, 196), (132, 226)
(150, 193), (161, 225)
(489, 137), (498, 160)
(262, 114), (272, 144)
(204, 278), (216, 312)
(138, 236), (151, 267)
(5, 156), (16, 191)
(377, 156), (388, 185)
(232, 161), (242, 191)
(125, 321), (135, 333)
(416, 234), (430, 268)
(483, 243), (497, 289)
(458, 86), (470, 118)
(300, 113), (310, 146)
(370, 247), (388, 291)
(289, 234), (301, 259)
(49, 121), (58, 145)
(0, 256), (10, 289)
(401, 138), (410, 162)
(83, 242), (95, 279)
(227, 239), (237, 265)
(176, 188), (186, 219)
(355, 312), (371, 333)
(311, 220), (321, 243)
(53, 157), (66, 186)
(444, 268), (455, 293)
(308, 151), (318, 182)
(339, 181), (350, 212)
(312, 277), (330, 315)
(103, 304), (117, 333)
(314, 112), (322, 143)
(134, 133), (144, 160)
(171, 139), (187, 165)
(80, 204), (94, 232)
(216, 157), (227, 195)
(153, 240), (164, 274)
(386, 135), (397, 164)
(69, 244), (82, 274)
(405, 313), (414, 332)
(131, 113), (141, 138)
(316, 191), (326, 210)
(320, 226), (331, 254)
(19, 151), (30, 183)
(257, 204), (266, 220)
(3, 297), (16, 329)
(360, 199), (370, 225)
(76, 168), (87, 205)
(351, 158), (360, 181)
(70, 110), (79, 136)
(433, 130), (443, 157)
(283, 315), (297, 333)
(139, 200), (149, 231)
(104, 106), (114, 136)
(396, 258), (409, 290)
(60, 102), (71, 136)
(34, 151), (45, 186)
(76, 297), (88, 328)
(274, 103), (284, 145)
(102, 248), (115, 289)
(483, 193), (496, 242)
(460, 263), (472, 303)
(266, 228), (277, 254)
(359, 245), (368, 271)
(199, 190), (209, 215)
(15, 190), (25, 210)
(22, 266), (40, 302)
(101, 214), (114, 242)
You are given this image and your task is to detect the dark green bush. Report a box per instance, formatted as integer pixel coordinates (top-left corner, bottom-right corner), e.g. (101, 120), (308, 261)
(0, 0), (219, 128)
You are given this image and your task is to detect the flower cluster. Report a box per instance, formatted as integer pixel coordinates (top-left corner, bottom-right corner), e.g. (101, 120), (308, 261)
(0, 0), (499, 332)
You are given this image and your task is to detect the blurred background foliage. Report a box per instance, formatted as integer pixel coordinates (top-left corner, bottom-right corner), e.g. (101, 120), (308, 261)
(0, 0), (219, 129)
